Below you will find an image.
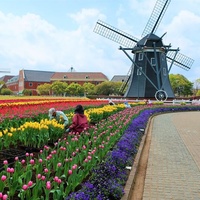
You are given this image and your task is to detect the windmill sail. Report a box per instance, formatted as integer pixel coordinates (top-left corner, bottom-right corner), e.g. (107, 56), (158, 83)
(119, 66), (132, 93)
(141, 0), (171, 37)
(93, 0), (193, 99)
(94, 20), (139, 48)
(167, 51), (194, 70)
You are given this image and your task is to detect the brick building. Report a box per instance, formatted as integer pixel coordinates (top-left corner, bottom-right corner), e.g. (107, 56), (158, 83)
(5, 69), (109, 95)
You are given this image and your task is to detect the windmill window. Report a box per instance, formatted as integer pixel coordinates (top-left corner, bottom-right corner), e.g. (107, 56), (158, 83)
(138, 53), (143, 61)
(137, 67), (142, 75)
(163, 68), (167, 76)
(151, 58), (156, 66)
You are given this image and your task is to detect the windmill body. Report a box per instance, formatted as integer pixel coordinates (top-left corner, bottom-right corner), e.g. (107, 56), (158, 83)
(125, 33), (174, 98)
(94, 0), (194, 100)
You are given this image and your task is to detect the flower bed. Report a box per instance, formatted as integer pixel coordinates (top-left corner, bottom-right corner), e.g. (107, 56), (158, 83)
(0, 104), (143, 199)
(0, 102), (199, 199)
(66, 105), (200, 199)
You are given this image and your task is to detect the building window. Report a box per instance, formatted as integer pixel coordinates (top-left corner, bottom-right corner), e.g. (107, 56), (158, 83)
(29, 82), (33, 87)
(151, 58), (156, 66)
(85, 76), (89, 79)
(163, 68), (167, 76)
(63, 75), (67, 79)
(137, 67), (142, 75)
(38, 83), (40, 86)
(138, 53), (143, 61)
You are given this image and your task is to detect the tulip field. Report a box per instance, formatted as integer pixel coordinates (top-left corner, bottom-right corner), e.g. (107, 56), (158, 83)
(0, 96), (199, 200)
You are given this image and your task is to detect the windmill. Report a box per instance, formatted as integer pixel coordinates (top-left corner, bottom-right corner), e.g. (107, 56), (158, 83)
(93, 0), (194, 100)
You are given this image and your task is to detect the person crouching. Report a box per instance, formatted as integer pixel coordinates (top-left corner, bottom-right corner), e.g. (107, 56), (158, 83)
(66, 105), (89, 134)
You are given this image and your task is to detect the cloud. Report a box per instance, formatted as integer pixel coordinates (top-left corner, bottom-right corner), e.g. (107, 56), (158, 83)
(0, 8), (122, 79)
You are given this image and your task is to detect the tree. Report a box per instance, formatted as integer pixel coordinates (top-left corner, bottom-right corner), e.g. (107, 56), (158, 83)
(95, 81), (122, 95)
(23, 89), (32, 96)
(51, 81), (68, 96)
(37, 83), (51, 95)
(67, 83), (84, 96)
(169, 74), (193, 97)
(193, 78), (200, 95)
(1, 88), (13, 95)
(83, 82), (95, 95)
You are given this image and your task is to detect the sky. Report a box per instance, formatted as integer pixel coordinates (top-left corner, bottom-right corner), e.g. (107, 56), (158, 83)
(0, 0), (199, 83)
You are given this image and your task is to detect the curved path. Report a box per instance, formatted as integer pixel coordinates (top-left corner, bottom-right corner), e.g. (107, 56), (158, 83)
(123, 111), (200, 200)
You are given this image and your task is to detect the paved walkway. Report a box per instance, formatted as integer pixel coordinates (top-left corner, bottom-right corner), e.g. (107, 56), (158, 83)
(143, 111), (200, 200)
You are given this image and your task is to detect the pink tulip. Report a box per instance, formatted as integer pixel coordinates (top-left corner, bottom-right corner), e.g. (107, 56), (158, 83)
(72, 164), (77, 170)
(21, 159), (26, 164)
(22, 184), (28, 190)
(7, 167), (14, 173)
(2, 194), (8, 200)
(3, 160), (8, 165)
(46, 156), (51, 160)
(28, 181), (33, 187)
(30, 159), (35, 165)
(68, 170), (73, 175)
(39, 159), (43, 163)
(15, 157), (19, 161)
(87, 156), (92, 160)
(72, 152), (76, 156)
(44, 168), (48, 173)
(57, 179), (62, 184)
(1, 175), (7, 181)
(54, 176), (59, 182)
(37, 174), (42, 179)
(0, 193), (2, 198)
(57, 163), (62, 167)
(30, 153), (34, 157)
(41, 175), (46, 181)
(46, 181), (51, 190)
(25, 153), (29, 157)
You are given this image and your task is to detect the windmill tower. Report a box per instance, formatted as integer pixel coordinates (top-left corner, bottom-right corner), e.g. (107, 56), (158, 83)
(94, 0), (194, 100)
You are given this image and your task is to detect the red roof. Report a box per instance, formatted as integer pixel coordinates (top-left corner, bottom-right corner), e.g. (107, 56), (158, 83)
(51, 72), (109, 81)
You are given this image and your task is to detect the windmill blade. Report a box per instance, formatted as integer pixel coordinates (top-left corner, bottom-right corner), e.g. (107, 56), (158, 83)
(94, 20), (139, 48)
(0, 69), (10, 73)
(166, 51), (194, 70)
(141, 0), (171, 37)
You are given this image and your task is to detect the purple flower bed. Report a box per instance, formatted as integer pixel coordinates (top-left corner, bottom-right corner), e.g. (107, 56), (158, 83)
(66, 105), (200, 200)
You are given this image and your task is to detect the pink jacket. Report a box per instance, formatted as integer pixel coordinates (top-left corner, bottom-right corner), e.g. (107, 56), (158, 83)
(69, 113), (89, 133)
